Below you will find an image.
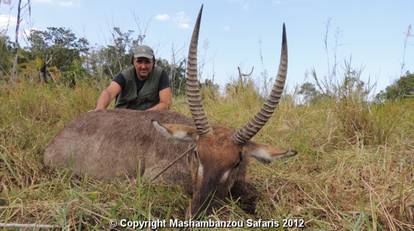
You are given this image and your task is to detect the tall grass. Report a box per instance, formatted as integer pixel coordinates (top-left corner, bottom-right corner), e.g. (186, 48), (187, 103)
(0, 79), (413, 230)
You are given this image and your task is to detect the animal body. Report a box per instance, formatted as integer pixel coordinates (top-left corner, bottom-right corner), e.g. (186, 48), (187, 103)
(45, 109), (194, 184)
(44, 6), (297, 217)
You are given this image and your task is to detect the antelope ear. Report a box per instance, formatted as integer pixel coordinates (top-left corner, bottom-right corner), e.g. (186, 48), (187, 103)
(152, 120), (198, 142)
(242, 142), (297, 164)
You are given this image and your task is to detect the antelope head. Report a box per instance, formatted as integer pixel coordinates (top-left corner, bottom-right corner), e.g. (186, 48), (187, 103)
(153, 6), (297, 217)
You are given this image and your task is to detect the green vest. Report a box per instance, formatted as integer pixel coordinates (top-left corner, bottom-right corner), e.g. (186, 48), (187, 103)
(115, 66), (163, 110)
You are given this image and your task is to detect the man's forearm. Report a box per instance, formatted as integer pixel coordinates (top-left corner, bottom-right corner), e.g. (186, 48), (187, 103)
(95, 90), (112, 109)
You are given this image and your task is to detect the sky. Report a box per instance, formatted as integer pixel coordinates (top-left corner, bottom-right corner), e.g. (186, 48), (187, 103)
(0, 0), (413, 95)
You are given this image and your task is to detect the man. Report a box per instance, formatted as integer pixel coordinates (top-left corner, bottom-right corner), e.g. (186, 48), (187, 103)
(95, 45), (172, 111)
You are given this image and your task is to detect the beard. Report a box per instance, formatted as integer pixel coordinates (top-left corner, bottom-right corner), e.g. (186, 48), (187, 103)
(138, 71), (149, 80)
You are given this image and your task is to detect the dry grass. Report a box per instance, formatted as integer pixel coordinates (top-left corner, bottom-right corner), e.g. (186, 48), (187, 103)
(1, 80), (413, 230)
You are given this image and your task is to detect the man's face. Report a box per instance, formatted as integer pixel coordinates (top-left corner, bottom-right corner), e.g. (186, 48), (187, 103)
(134, 57), (154, 79)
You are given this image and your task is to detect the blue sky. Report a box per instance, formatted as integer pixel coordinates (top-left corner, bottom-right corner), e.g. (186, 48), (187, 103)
(1, 0), (413, 95)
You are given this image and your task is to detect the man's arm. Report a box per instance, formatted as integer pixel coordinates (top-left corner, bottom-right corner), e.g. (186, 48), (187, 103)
(95, 81), (122, 110)
(146, 87), (172, 111)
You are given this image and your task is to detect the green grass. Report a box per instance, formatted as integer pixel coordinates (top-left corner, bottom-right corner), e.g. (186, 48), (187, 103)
(0, 79), (413, 230)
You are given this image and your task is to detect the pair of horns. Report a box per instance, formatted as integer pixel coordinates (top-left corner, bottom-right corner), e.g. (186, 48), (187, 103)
(186, 5), (288, 145)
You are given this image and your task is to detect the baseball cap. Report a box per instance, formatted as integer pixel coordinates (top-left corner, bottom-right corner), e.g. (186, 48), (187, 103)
(133, 45), (154, 59)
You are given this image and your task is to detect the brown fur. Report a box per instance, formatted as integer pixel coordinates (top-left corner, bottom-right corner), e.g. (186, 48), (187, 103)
(44, 109), (195, 189)
(182, 126), (253, 216)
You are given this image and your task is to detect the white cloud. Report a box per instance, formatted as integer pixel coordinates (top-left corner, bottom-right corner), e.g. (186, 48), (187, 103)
(57, 0), (81, 7)
(154, 11), (191, 30)
(33, 0), (53, 3)
(155, 14), (170, 21)
(178, 22), (190, 29)
(0, 14), (33, 42)
(174, 11), (190, 30)
(33, 0), (80, 7)
(0, 14), (16, 31)
(58, 1), (74, 7)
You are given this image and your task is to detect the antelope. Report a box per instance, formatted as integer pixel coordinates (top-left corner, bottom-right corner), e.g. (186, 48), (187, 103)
(44, 6), (297, 217)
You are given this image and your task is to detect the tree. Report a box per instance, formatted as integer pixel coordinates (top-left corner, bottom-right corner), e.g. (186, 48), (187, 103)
(11, 0), (31, 83)
(298, 59), (373, 105)
(376, 72), (414, 101)
(0, 35), (14, 79)
(87, 27), (139, 78)
(156, 58), (186, 96)
(336, 66), (371, 102)
(201, 78), (220, 99)
(26, 27), (89, 84)
(297, 82), (323, 104)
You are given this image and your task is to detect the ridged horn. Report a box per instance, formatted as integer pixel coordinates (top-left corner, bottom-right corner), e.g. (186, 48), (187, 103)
(186, 5), (213, 136)
(233, 24), (288, 144)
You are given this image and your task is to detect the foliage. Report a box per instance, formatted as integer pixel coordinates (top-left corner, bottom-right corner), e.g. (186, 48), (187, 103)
(225, 78), (261, 99)
(28, 27), (89, 70)
(156, 58), (187, 96)
(376, 72), (414, 101)
(157, 57), (219, 97)
(2, 26), (187, 92)
(200, 78), (220, 99)
(297, 60), (383, 145)
(21, 27), (89, 84)
(298, 60), (372, 104)
(86, 27), (140, 78)
(297, 82), (328, 104)
(1, 26), (194, 94)
(0, 35), (14, 79)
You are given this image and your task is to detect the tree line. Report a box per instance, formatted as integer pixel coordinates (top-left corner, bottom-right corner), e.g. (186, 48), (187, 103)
(0, 27), (191, 95)
(0, 27), (412, 101)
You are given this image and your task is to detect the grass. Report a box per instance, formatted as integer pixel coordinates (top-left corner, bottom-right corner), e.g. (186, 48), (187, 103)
(0, 79), (413, 230)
